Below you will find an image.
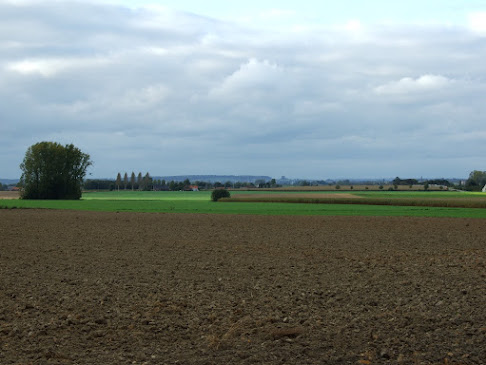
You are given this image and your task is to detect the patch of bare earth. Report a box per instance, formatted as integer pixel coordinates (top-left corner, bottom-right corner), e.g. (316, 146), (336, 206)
(1, 210), (485, 364)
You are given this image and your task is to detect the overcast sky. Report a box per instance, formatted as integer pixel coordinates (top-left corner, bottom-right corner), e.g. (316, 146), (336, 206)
(1, 0), (486, 179)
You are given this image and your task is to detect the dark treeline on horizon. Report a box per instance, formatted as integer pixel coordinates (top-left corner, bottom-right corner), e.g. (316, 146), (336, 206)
(83, 174), (280, 191)
(80, 172), (486, 192)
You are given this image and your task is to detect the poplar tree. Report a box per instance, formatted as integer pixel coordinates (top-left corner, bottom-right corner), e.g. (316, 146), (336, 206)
(143, 172), (152, 191)
(137, 172), (143, 190)
(123, 172), (128, 190)
(130, 172), (136, 191)
(116, 173), (122, 191)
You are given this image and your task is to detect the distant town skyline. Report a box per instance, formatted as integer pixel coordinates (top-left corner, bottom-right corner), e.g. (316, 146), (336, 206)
(1, 1), (486, 179)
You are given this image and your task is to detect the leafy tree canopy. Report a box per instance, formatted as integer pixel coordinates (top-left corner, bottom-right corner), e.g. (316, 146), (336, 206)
(20, 141), (92, 200)
(211, 188), (231, 201)
(466, 170), (486, 191)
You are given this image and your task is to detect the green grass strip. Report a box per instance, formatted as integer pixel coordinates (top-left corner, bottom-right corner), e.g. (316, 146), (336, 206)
(2, 194), (486, 218)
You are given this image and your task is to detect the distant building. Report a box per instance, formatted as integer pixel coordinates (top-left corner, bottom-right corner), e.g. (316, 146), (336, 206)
(482, 184), (486, 193)
(183, 185), (199, 191)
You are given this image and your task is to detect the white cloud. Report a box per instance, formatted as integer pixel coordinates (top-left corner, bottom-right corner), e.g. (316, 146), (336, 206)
(374, 75), (452, 95)
(7, 56), (113, 77)
(468, 12), (486, 34)
(209, 58), (284, 98)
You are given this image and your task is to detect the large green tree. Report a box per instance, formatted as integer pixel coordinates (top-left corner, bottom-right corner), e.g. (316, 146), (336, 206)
(20, 142), (92, 199)
(466, 170), (486, 191)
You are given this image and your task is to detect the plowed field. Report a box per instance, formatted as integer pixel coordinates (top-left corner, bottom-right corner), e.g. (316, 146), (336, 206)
(1, 210), (485, 364)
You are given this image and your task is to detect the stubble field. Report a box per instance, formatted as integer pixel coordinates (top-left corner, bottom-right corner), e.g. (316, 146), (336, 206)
(1, 209), (486, 364)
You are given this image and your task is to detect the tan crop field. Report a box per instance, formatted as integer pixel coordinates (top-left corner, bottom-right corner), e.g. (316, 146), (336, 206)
(0, 191), (19, 199)
(230, 193), (361, 199)
(243, 184), (442, 191)
(1, 209), (486, 364)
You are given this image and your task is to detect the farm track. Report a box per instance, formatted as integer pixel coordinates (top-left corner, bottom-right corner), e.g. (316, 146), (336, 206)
(1, 210), (486, 364)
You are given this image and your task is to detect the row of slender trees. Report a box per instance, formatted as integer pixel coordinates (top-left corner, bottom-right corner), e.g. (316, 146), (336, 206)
(115, 172), (153, 191)
(112, 174), (267, 191)
(115, 174), (252, 191)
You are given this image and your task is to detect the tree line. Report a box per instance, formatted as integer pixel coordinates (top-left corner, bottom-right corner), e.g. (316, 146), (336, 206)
(112, 175), (262, 191)
(69, 172), (486, 193)
(114, 172), (153, 191)
(83, 175), (274, 191)
(392, 177), (454, 187)
(0, 182), (17, 191)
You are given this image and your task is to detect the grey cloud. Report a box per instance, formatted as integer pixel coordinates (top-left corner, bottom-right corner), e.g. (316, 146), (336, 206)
(1, 1), (485, 178)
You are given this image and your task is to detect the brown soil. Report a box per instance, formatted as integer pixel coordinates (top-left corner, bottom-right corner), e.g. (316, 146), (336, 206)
(1, 210), (485, 364)
(232, 193), (360, 199)
(0, 191), (19, 199)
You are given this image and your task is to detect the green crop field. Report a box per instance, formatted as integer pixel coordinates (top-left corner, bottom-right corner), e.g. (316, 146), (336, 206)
(1, 190), (486, 218)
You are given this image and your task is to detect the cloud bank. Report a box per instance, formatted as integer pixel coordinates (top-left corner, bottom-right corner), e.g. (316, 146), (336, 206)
(1, 1), (486, 179)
